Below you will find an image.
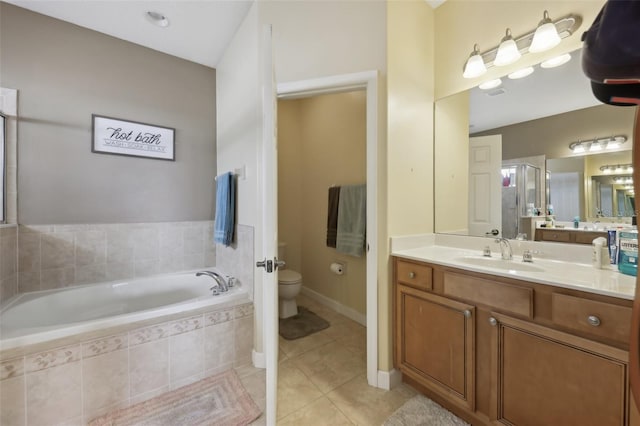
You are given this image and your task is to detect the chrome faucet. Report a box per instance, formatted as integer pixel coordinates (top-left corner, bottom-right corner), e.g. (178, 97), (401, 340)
(494, 238), (513, 260)
(196, 271), (229, 294)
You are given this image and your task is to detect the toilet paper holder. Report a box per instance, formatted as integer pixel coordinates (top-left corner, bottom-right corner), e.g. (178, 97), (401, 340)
(330, 262), (345, 275)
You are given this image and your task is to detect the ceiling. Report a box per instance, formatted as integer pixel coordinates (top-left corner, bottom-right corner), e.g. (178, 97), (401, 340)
(5, 0), (254, 68)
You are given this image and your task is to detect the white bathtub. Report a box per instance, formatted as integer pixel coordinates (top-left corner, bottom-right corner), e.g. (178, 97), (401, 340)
(0, 270), (248, 351)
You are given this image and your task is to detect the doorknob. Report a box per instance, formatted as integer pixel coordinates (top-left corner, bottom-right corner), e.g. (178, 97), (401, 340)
(256, 259), (273, 273)
(485, 229), (500, 236)
(274, 258), (286, 270)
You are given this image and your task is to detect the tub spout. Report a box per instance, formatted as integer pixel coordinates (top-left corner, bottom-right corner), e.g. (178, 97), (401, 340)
(196, 271), (229, 294)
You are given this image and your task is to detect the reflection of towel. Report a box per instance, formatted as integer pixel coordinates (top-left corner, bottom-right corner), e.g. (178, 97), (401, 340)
(336, 184), (366, 257)
(326, 186), (340, 248)
(214, 172), (235, 246)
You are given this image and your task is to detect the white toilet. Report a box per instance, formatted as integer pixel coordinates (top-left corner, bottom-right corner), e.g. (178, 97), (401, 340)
(278, 242), (303, 319)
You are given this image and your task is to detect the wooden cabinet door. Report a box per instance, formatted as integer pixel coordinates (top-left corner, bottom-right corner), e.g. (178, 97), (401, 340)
(396, 284), (475, 411)
(490, 312), (629, 426)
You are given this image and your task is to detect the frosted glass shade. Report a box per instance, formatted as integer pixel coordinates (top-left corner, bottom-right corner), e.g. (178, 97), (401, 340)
(529, 22), (561, 53)
(463, 53), (487, 79)
(494, 38), (521, 66)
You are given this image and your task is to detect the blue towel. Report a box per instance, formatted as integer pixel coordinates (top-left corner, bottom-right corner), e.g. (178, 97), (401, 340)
(214, 172), (235, 246)
(336, 184), (366, 257)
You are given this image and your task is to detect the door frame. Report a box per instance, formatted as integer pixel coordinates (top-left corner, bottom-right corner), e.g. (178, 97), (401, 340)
(277, 70), (379, 387)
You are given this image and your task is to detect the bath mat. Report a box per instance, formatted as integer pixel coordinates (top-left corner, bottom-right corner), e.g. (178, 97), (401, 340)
(383, 394), (470, 426)
(89, 369), (261, 426)
(279, 306), (330, 340)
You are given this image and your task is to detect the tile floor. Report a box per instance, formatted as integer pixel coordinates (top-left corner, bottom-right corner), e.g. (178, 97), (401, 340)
(237, 294), (418, 425)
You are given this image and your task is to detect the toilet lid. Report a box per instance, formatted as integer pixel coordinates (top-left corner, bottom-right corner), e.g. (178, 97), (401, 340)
(279, 269), (302, 284)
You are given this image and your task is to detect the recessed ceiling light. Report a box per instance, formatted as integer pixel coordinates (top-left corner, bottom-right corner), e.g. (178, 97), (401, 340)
(540, 53), (572, 69)
(508, 67), (534, 79)
(146, 11), (169, 28)
(479, 79), (502, 90)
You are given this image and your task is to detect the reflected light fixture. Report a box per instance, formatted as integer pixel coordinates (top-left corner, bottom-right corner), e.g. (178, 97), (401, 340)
(600, 164), (634, 174)
(529, 10), (562, 53)
(541, 53), (572, 69)
(508, 67), (534, 79)
(463, 44), (487, 79)
(494, 29), (521, 66)
(479, 78), (502, 90)
(146, 11), (169, 27)
(569, 135), (627, 154)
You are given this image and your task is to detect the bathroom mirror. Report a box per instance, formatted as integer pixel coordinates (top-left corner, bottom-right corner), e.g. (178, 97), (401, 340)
(434, 47), (636, 239)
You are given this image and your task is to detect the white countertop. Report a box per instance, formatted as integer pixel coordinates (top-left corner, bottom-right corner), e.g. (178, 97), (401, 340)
(391, 234), (636, 301)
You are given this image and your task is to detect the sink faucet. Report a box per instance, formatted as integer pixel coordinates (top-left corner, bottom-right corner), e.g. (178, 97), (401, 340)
(196, 271), (229, 293)
(494, 238), (513, 260)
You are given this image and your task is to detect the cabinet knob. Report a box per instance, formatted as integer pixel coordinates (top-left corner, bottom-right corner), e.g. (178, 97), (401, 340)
(463, 309), (472, 318)
(408, 272), (416, 279)
(489, 317), (498, 326)
(587, 315), (601, 327)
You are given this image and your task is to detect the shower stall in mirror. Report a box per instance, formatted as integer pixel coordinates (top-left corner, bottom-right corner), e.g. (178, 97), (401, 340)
(501, 162), (540, 239)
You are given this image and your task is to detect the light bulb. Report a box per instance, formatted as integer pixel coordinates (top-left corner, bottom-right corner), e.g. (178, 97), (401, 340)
(479, 79), (502, 90)
(508, 67), (534, 79)
(541, 53), (572, 69)
(463, 44), (487, 79)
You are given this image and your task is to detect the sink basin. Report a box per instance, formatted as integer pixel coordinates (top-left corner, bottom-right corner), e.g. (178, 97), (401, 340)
(454, 256), (545, 273)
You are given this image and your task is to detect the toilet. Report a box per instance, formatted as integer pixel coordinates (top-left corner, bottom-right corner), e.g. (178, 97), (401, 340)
(278, 242), (303, 319)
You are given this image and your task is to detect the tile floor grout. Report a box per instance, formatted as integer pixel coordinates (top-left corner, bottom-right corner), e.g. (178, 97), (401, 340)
(241, 294), (418, 425)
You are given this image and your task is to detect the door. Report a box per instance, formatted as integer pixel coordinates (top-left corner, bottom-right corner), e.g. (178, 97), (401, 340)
(489, 313), (628, 426)
(468, 135), (502, 237)
(395, 284), (475, 411)
(258, 24), (279, 426)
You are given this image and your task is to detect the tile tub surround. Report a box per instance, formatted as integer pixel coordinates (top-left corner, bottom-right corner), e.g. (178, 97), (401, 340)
(0, 302), (254, 425)
(16, 221), (216, 294)
(216, 224), (255, 301)
(0, 225), (18, 304)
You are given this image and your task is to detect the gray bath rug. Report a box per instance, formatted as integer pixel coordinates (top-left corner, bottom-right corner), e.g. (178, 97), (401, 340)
(383, 394), (470, 426)
(279, 306), (330, 340)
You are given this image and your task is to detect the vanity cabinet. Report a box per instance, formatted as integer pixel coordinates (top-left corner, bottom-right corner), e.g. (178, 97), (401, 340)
(396, 284), (475, 411)
(490, 312), (628, 426)
(534, 228), (608, 244)
(393, 257), (633, 426)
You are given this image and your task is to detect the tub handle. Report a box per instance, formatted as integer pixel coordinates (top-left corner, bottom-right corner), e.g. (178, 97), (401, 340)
(210, 286), (220, 296)
(227, 276), (236, 287)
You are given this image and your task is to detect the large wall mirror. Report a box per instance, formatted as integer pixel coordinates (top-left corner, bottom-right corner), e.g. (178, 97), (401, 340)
(434, 47), (636, 240)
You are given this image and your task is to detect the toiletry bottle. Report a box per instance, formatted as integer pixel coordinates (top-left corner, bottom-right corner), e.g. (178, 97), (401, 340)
(573, 216), (580, 229)
(592, 237), (607, 269)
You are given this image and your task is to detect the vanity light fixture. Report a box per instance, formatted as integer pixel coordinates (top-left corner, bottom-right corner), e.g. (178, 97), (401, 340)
(529, 10), (562, 53)
(541, 53), (572, 69)
(614, 177), (634, 185)
(494, 29), (521, 66)
(146, 11), (170, 27)
(600, 164), (633, 174)
(463, 44), (488, 79)
(508, 67), (534, 80)
(569, 135), (627, 154)
(462, 13), (581, 79)
(479, 78), (502, 90)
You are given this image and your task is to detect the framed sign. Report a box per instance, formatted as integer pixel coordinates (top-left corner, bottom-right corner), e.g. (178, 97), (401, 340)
(92, 114), (175, 161)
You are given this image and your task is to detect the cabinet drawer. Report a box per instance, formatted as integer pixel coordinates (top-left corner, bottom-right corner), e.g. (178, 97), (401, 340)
(574, 231), (608, 245)
(443, 272), (533, 319)
(396, 260), (433, 291)
(539, 230), (571, 242)
(551, 293), (631, 344)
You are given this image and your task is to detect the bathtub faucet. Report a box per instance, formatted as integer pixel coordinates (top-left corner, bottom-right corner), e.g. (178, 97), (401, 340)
(196, 271), (229, 294)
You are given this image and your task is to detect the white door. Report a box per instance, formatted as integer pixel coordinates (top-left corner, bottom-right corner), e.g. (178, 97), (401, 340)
(468, 135), (502, 237)
(259, 25), (279, 426)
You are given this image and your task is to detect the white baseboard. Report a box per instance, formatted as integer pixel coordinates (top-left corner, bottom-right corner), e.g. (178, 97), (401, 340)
(300, 286), (366, 326)
(377, 369), (402, 390)
(252, 350), (266, 369)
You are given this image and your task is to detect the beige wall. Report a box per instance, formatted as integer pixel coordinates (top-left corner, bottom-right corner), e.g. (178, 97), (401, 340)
(434, 91), (469, 233)
(385, 0), (435, 372)
(278, 92), (367, 315)
(434, 1), (605, 99)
